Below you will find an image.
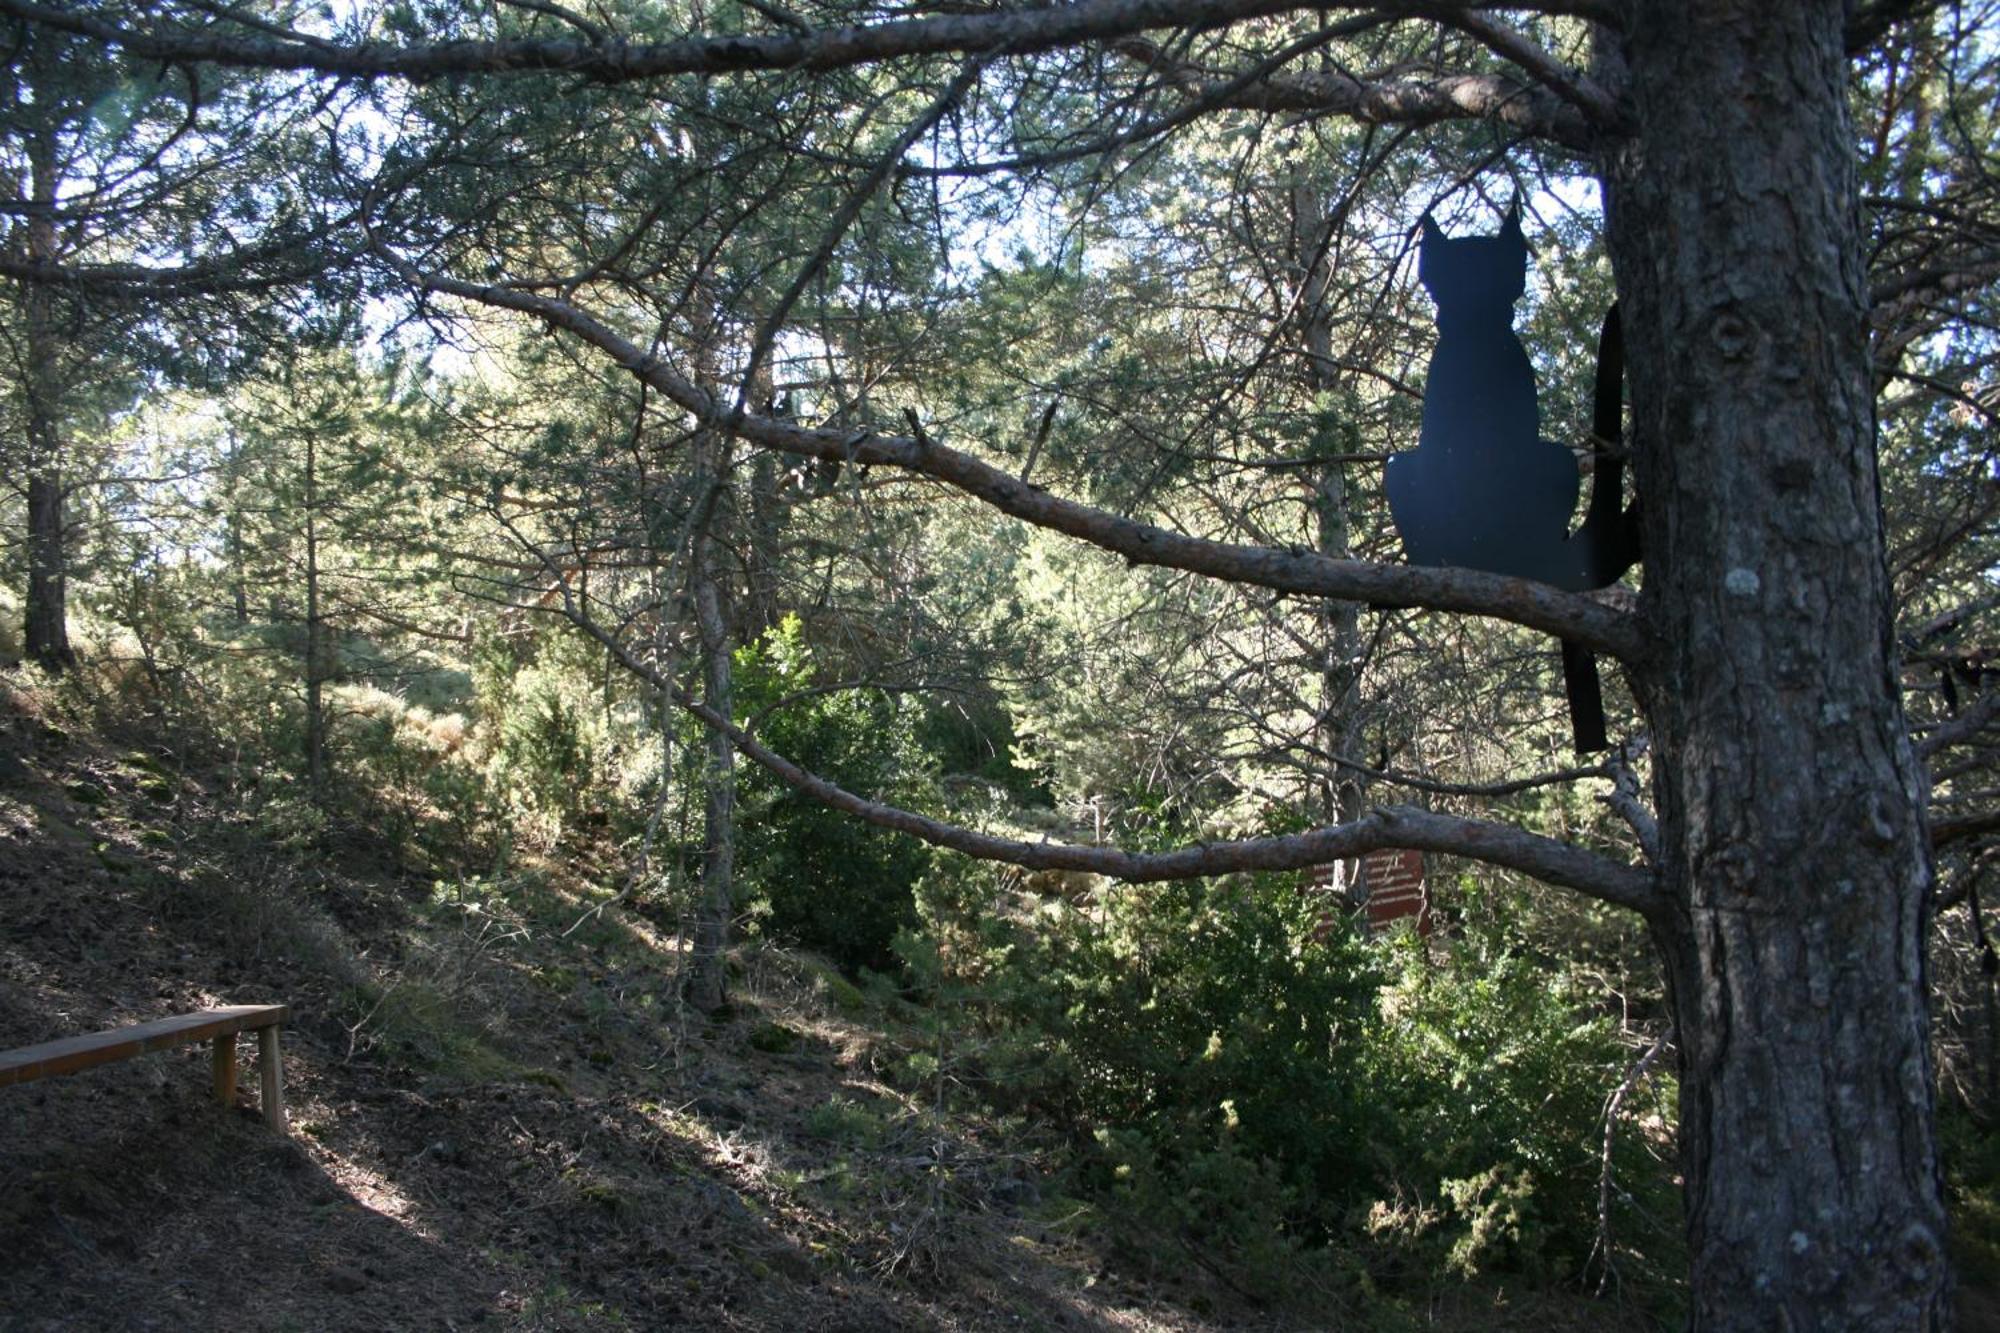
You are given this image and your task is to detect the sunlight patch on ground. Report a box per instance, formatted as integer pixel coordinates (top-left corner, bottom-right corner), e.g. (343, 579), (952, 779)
(318, 1148), (434, 1237)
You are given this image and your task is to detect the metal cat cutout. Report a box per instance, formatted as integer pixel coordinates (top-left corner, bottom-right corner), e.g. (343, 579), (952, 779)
(1386, 205), (1638, 749)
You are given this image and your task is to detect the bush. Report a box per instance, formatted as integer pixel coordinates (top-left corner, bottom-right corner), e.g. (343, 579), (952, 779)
(734, 616), (938, 972)
(1362, 896), (1679, 1282)
(472, 629), (641, 844)
(944, 872), (1383, 1293)
(918, 863), (1681, 1300)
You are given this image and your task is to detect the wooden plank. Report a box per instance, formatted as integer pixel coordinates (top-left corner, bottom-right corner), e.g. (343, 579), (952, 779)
(257, 1024), (286, 1132)
(211, 1034), (238, 1107)
(0, 1005), (290, 1088)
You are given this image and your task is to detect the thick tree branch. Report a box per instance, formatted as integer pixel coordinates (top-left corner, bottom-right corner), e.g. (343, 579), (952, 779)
(502, 532), (1662, 914)
(1433, 9), (1624, 129)
(1115, 34), (1604, 151)
(1917, 690), (2000, 761)
(1933, 808), (2000, 850)
(0, 0), (1612, 90)
(390, 260), (1648, 661)
(1869, 244), (2000, 315)
(697, 691), (1663, 912)
(0, 245), (341, 297)
(1846, 0), (1949, 52)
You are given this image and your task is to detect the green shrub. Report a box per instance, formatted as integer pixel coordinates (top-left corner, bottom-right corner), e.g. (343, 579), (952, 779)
(471, 629), (647, 844)
(1095, 1125), (1330, 1295)
(804, 1095), (886, 1146)
(951, 872), (1384, 1292)
(735, 616), (937, 972)
(916, 862), (1681, 1300)
(1362, 905), (1678, 1281)
(1051, 878), (1380, 1179)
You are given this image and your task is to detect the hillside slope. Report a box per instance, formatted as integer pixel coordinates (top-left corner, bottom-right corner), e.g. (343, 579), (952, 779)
(0, 674), (1284, 1331)
(0, 673), (1676, 1332)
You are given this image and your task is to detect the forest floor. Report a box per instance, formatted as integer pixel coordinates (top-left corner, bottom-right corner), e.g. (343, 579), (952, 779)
(0, 675), (1994, 1332)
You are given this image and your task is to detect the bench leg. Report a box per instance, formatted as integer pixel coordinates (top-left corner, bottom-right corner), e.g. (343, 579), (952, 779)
(257, 1025), (286, 1132)
(211, 1034), (238, 1108)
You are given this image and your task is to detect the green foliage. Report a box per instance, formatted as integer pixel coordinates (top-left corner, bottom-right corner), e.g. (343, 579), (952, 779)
(747, 1020), (802, 1054)
(735, 616), (938, 972)
(803, 1095), (887, 1147)
(330, 684), (483, 853)
(1942, 1102), (2000, 1287)
(967, 873), (1384, 1280)
(916, 862), (1679, 1300)
(1437, 1164), (1541, 1278)
(345, 978), (512, 1079)
(999, 529), (1245, 823)
(471, 630), (649, 846)
(1034, 877), (1382, 1188)
(1361, 920), (1662, 1272)
(917, 692), (1048, 805)
(1095, 1126), (1336, 1295)
(491, 661), (603, 823)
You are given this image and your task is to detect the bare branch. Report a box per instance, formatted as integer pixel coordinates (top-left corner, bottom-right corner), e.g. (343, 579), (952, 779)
(492, 500), (1659, 915)
(1433, 9), (1624, 129)
(1918, 690), (2000, 761)
(1115, 33), (1604, 150)
(1847, 0), (1950, 52)
(387, 258), (1649, 661)
(1591, 1024), (1674, 1295)
(4, 0), (1621, 147)
(0, 238), (344, 297)
(1314, 746), (1612, 798)
(906, 16), (1393, 178)
(699, 691), (1663, 912)
(1599, 735), (1659, 862)
(1933, 807), (2000, 850)
(0, 0), (1577, 82)
(1870, 244), (2000, 315)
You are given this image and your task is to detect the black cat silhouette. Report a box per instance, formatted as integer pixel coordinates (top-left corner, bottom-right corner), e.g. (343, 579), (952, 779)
(1385, 205), (1630, 592)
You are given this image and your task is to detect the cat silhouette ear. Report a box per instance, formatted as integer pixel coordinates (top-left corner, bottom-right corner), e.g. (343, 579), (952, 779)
(1503, 197), (1523, 235)
(1420, 212), (1444, 243)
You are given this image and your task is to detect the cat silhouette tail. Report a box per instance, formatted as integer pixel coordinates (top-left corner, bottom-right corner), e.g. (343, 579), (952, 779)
(1560, 303), (1639, 755)
(1587, 303), (1640, 581)
(1561, 640), (1610, 753)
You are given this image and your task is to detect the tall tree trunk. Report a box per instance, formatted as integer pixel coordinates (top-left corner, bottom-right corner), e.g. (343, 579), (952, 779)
(1295, 183), (1366, 880)
(24, 469), (66, 669)
(684, 436), (740, 1008)
(1600, 3), (1948, 1325)
(745, 449), (783, 635)
(742, 356), (785, 637)
(686, 524), (736, 1013)
(303, 429), (327, 800)
(224, 429), (250, 625)
(22, 144), (71, 671)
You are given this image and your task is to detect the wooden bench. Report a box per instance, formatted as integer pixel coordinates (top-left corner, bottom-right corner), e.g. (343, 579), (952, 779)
(0, 1005), (289, 1131)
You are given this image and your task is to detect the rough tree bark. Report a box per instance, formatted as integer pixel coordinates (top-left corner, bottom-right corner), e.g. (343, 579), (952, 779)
(1600, 2), (1948, 1325)
(23, 140), (71, 671)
